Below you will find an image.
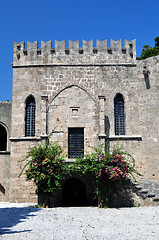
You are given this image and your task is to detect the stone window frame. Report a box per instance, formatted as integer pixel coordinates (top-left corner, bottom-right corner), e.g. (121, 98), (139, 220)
(70, 107), (80, 117)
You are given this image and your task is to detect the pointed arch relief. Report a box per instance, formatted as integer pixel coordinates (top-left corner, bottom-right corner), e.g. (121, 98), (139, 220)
(48, 85), (98, 154)
(0, 123), (8, 151)
(49, 84), (96, 108)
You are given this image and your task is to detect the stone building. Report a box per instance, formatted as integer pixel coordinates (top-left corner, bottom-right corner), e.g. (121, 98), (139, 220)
(0, 39), (159, 205)
(0, 101), (12, 202)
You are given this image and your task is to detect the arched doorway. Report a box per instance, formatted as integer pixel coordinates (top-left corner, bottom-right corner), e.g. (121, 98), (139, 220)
(62, 178), (87, 207)
(0, 124), (7, 151)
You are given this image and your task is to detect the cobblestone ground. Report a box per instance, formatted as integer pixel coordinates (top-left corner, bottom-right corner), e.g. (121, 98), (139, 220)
(0, 203), (159, 240)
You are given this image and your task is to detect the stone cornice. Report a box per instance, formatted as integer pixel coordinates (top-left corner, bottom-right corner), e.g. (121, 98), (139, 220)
(99, 134), (142, 141)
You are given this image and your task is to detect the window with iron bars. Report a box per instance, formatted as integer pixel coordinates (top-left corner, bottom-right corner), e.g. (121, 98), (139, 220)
(114, 93), (125, 135)
(25, 96), (36, 137)
(68, 128), (84, 158)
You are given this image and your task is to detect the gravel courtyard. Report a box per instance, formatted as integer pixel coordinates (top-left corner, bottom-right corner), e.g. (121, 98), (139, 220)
(0, 202), (159, 240)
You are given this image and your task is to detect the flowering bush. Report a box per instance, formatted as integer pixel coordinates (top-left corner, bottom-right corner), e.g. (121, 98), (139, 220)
(20, 140), (141, 208)
(96, 151), (135, 181)
(19, 140), (68, 206)
(71, 143), (141, 207)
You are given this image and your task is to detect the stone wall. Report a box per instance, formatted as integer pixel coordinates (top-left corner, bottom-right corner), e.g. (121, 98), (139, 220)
(9, 39), (159, 203)
(0, 101), (12, 201)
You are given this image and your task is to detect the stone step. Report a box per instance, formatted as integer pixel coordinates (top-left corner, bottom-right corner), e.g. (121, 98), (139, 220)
(134, 185), (142, 190)
(132, 179), (159, 205)
(153, 195), (159, 202)
(139, 189), (149, 194)
(146, 193), (156, 198)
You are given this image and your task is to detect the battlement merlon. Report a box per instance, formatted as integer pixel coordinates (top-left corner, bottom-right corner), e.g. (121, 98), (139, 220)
(0, 101), (12, 105)
(12, 39), (136, 66)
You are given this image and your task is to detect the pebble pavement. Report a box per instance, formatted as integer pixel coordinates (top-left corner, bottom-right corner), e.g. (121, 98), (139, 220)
(0, 202), (159, 240)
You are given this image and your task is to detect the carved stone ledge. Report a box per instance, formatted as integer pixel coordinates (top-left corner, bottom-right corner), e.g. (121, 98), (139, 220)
(98, 135), (142, 141)
(0, 151), (10, 155)
(10, 137), (41, 142)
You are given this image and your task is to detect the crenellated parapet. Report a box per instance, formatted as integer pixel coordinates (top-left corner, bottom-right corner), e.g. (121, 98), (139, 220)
(0, 101), (12, 104)
(13, 39), (136, 66)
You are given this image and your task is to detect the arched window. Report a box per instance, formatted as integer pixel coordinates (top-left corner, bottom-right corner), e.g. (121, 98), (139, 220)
(0, 124), (7, 151)
(114, 93), (125, 135)
(25, 96), (36, 137)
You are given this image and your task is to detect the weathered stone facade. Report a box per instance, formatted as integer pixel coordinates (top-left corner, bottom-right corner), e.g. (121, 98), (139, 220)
(0, 39), (159, 205)
(0, 101), (12, 201)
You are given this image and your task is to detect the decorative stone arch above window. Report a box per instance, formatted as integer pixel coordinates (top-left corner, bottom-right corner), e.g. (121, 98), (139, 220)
(48, 84), (97, 109)
(25, 95), (36, 137)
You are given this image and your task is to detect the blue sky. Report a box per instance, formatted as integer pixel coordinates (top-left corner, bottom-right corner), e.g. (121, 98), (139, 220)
(0, 0), (159, 101)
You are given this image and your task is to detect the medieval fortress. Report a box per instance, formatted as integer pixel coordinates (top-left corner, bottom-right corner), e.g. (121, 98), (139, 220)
(0, 39), (159, 205)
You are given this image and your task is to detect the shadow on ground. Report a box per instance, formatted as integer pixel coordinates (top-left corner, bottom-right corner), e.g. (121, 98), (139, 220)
(0, 205), (41, 236)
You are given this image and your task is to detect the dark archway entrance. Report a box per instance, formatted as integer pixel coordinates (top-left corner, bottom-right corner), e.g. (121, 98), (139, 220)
(62, 178), (87, 207)
(0, 124), (7, 151)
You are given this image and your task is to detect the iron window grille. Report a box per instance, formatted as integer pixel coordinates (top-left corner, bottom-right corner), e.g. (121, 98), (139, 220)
(68, 128), (84, 158)
(114, 93), (125, 135)
(25, 96), (36, 137)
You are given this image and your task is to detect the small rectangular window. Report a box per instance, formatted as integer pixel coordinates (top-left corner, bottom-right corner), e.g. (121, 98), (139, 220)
(68, 128), (84, 158)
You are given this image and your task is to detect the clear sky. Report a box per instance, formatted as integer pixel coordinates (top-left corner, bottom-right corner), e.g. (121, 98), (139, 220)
(0, 0), (158, 101)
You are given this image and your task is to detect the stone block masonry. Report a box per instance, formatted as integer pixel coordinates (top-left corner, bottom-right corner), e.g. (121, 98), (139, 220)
(1, 39), (159, 205)
(0, 101), (12, 201)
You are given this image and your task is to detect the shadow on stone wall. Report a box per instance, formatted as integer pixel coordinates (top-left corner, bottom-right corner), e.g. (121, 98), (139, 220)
(0, 184), (5, 195)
